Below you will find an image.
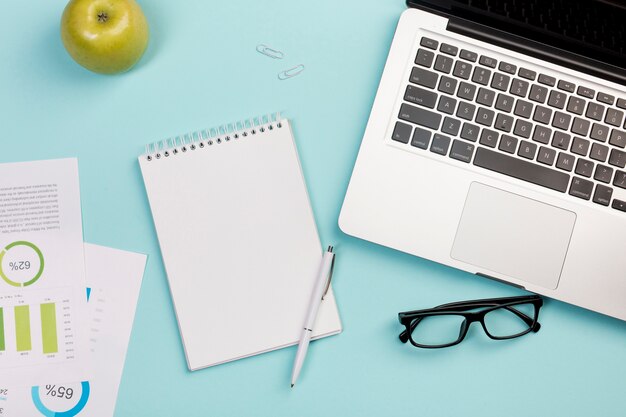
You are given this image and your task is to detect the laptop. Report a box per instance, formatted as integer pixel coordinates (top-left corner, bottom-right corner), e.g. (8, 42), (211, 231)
(339, 0), (626, 321)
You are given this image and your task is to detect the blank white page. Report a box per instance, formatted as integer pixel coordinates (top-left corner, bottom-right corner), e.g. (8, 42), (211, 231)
(139, 120), (341, 370)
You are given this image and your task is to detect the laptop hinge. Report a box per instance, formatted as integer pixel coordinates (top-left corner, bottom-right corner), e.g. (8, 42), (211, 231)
(476, 273), (526, 290)
(447, 17), (626, 86)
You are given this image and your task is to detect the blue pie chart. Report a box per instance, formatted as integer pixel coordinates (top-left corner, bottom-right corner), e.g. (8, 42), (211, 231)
(31, 381), (90, 417)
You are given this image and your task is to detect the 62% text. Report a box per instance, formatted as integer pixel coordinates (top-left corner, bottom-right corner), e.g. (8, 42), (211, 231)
(8, 261), (31, 271)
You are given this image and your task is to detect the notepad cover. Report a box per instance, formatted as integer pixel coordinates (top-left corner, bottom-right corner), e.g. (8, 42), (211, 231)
(139, 119), (342, 370)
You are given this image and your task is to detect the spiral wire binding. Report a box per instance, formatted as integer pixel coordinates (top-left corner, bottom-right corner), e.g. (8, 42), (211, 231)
(144, 113), (283, 161)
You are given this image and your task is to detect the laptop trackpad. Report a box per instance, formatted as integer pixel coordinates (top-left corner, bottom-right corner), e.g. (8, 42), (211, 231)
(451, 183), (576, 290)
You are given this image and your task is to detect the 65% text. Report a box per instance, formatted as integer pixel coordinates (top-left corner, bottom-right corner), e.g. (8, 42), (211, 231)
(45, 384), (74, 400)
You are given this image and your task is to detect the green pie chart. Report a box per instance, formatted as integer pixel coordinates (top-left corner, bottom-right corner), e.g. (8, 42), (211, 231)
(0, 241), (45, 287)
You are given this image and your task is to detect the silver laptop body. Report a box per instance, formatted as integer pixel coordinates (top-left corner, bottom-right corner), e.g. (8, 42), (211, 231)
(340, 8), (626, 321)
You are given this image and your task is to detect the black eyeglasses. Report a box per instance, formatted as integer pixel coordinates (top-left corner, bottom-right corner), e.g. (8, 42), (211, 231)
(398, 295), (543, 348)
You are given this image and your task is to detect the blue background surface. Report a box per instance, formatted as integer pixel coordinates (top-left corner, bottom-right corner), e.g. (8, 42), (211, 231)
(1, 1), (625, 416)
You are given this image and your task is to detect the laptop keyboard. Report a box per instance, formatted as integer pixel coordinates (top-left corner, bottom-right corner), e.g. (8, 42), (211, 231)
(392, 36), (626, 214)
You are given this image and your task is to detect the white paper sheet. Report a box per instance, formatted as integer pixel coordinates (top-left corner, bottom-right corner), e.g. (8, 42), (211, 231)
(0, 159), (89, 387)
(2, 243), (146, 417)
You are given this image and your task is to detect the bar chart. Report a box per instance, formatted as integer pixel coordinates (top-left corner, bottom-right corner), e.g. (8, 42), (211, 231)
(0, 288), (76, 369)
(0, 302), (59, 355)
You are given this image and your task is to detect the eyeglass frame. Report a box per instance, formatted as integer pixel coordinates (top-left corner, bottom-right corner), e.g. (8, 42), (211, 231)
(398, 295), (543, 349)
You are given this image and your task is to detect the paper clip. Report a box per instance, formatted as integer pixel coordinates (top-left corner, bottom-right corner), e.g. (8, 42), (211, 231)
(278, 64), (305, 80)
(256, 44), (284, 59)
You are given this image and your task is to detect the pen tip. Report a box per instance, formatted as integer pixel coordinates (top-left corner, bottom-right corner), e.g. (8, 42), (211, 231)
(291, 384), (294, 388)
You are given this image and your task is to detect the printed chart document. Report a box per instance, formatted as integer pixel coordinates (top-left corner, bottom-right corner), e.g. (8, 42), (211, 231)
(2, 243), (147, 417)
(0, 159), (89, 387)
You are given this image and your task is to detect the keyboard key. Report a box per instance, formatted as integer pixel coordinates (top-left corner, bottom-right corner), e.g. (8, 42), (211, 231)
(456, 102), (476, 120)
(430, 134), (451, 155)
(514, 100), (533, 118)
(518, 68), (536, 80)
(479, 129), (499, 147)
(571, 136), (590, 156)
(577, 86), (595, 99)
(457, 82), (476, 101)
(411, 127), (432, 149)
(594, 165), (613, 183)
(442, 116), (461, 136)
(590, 123), (609, 142)
(438, 76), (457, 94)
(611, 199), (626, 212)
(590, 143), (609, 162)
(586, 102), (605, 121)
(499, 135), (518, 153)
(434, 55), (454, 73)
(404, 85), (437, 108)
(474, 147), (569, 192)
(533, 106), (553, 124)
(556, 152), (575, 172)
(476, 88), (496, 107)
(495, 94), (515, 113)
(593, 184), (613, 206)
(450, 140), (475, 163)
(479, 55), (497, 68)
(605, 109), (624, 127)
(491, 73), (511, 91)
(453, 61), (472, 80)
(476, 107), (495, 126)
(538, 74), (556, 86)
(437, 95), (457, 114)
(460, 122), (480, 142)
(617, 98), (626, 109)
(610, 129), (626, 148)
(510, 78), (530, 97)
(557, 80), (575, 93)
(459, 49), (478, 62)
(392, 122), (412, 143)
(494, 113), (514, 132)
(552, 112), (571, 130)
(410, 67), (438, 88)
(609, 149), (626, 168)
(537, 146), (557, 165)
(420, 37), (438, 50)
(472, 67), (491, 85)
(571, 117), (591, 136)
(575, 159), (594, 177)
(517, 140), (537, 159)
(533, 125), (552, 144)
(415, 49), (435, 67)
(513, 119), (532, 138)
(597, 92), (615, 105)
(614, 171), (626, 189)
(440, 43), (458, 56)
(552, 131), (571, 150)
(529, 84), (548, 103)
(566, 96), (586, 115)
(547, 91), (566, 109)
(498, 62), (517, 74)
(569, 177), (593, 200)
(399, 103), (442, 130)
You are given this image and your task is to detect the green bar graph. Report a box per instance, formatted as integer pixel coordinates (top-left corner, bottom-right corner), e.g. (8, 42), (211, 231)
(40, 303), (58, 354)
(14, 305), (32, 352)
(0, 307), (5, 351)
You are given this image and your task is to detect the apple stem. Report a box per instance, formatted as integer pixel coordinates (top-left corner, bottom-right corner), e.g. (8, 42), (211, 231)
(97, 12), (109, 23)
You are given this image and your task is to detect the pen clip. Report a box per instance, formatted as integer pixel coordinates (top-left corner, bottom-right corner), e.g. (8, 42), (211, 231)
(322, 246), (335, 300)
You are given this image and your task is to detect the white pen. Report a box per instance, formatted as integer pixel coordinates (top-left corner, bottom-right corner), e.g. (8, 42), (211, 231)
(291, 246), (335, 388)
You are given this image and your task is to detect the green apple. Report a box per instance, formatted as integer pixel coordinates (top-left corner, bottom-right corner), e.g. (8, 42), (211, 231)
(61, 0), (149, 74)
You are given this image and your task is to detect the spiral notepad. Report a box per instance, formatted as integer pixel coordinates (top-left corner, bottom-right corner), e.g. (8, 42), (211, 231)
(139, 115), (342, 370)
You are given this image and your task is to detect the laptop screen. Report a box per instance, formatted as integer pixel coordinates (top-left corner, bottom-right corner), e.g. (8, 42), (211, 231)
(407, 0), (626, 74)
